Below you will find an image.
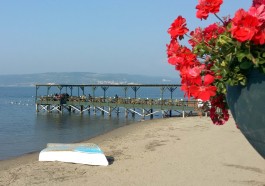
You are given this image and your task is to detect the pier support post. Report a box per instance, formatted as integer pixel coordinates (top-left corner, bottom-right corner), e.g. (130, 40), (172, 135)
(167, 87), (177, 117)
(150, 109), (153, 119)
(36, 104), (39, 112)
(142, 109), (145, 120)
(94, 106), (96, 115)
(58, 105), (62, 114)
(125, 108), (128, 118)
(109, 107), (112, 117)
(81, 105), (84, 114)
(117, 107), (119, 116)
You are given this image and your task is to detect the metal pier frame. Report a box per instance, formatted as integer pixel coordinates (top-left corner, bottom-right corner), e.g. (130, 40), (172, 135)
(35, 84), (202, 118)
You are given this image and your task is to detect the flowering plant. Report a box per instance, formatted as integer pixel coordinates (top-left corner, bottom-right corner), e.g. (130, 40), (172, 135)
(167, 0), (265, 125)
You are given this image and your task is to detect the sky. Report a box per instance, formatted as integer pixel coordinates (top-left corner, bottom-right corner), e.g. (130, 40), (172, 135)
(0, 0), (252, 77)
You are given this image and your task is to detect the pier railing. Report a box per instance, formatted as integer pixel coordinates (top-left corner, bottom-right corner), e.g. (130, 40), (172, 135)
(36, 95), (203, 117)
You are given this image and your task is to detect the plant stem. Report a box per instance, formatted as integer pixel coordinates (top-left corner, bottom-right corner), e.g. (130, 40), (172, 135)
(214, 14), (224, 24)
(185, 33), (219, 53)
(185, 33), (192, 39)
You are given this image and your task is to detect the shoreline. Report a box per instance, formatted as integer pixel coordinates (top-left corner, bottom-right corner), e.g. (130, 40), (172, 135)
(1, 116), (265, 185)
(0, 118), (155, 170)
(0, 115), (150, 162)
(0, 115), (186, 162)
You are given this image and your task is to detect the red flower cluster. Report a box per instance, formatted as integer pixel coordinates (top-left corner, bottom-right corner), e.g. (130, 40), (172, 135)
(196, 0), (223, 20)
(167, 16), (189, 40)
(167, 0), (265, 125)
(167, 16), (222, 123)
(167, 18), (224, 102)
(231, 4), (265, 44)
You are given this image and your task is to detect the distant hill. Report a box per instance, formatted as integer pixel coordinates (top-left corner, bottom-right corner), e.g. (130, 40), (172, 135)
(0, 72), (180, 87)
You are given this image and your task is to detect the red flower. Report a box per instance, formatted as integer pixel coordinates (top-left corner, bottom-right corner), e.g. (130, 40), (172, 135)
(189, 27), (204, 48)
(209, 95), (229, 125)
(168, 56), (184, 66)
(189, 84), (217, 101)
(181, 83), (192, 99)
(248, 5), (265, 44)
(168, 16), (189, 39)
(252, 0), (265, 7)
(180, 65), (203, 85)
(196, 7), (209, 20)
(188, 73), (216, 101)
(252, 22), (265, 44)
(166, 39), (180, 59)
(203, 74), (215, 85)
(249, 4), (265, 22)
(203, 23), (225, 42)
(196, 0), (223, 20)
(231, 9), (259, 42)
(168, 45), (197, 70)
(188, 65), (204, 78)
(189, 23), (225, 48)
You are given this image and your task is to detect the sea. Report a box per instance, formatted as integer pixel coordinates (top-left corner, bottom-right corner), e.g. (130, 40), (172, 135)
(0, 86), (183, 160)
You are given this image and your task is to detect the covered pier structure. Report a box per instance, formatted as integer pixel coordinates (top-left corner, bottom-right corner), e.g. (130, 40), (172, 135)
(35, 84), (204, 119)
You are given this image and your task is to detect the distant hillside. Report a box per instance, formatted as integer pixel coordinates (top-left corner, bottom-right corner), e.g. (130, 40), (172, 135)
(0, 72), (180, 87)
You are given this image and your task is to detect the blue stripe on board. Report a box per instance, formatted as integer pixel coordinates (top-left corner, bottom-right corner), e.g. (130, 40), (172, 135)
(74, 147), (103, 154)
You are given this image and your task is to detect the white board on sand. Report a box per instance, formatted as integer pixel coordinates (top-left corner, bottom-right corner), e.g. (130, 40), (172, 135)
(39, 143), (108, 166)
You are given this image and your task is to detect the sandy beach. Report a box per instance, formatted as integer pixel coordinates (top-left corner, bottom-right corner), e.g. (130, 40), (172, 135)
(0, 116), (264, 186)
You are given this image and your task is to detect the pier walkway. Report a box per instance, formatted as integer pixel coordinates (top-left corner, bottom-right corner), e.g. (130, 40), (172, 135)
(35, 84), (205, 118)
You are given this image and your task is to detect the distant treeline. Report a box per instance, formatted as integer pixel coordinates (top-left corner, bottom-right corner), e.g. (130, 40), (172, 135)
(0, 72), (179, 87)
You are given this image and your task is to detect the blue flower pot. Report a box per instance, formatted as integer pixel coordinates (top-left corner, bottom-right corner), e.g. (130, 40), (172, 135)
(226, 70), (265, 159)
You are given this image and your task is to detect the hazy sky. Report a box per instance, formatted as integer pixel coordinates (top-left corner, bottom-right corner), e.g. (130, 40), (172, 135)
(0, 1), (251, 77)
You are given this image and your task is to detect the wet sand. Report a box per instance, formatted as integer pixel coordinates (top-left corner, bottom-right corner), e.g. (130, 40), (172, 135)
(0, 117), (264, 186)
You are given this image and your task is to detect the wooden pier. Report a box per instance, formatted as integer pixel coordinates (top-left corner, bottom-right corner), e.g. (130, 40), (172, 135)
(35, 84), (204, 118)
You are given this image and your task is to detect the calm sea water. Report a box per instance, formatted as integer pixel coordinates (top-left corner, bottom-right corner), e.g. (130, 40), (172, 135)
(0, 86), (183, 160)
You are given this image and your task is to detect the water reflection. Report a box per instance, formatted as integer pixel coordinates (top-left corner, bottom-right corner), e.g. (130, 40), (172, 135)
(34, 112), (136, 145)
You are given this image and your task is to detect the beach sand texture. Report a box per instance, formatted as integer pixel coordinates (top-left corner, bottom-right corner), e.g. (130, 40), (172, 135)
(0, 117), (264, 186)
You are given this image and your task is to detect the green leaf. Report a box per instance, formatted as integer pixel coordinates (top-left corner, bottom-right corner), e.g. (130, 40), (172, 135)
(236, 52), (246, 62)
(246, 53), (254, 61)
(258, 59), (265, 64)
(239, 60), (252, 69)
